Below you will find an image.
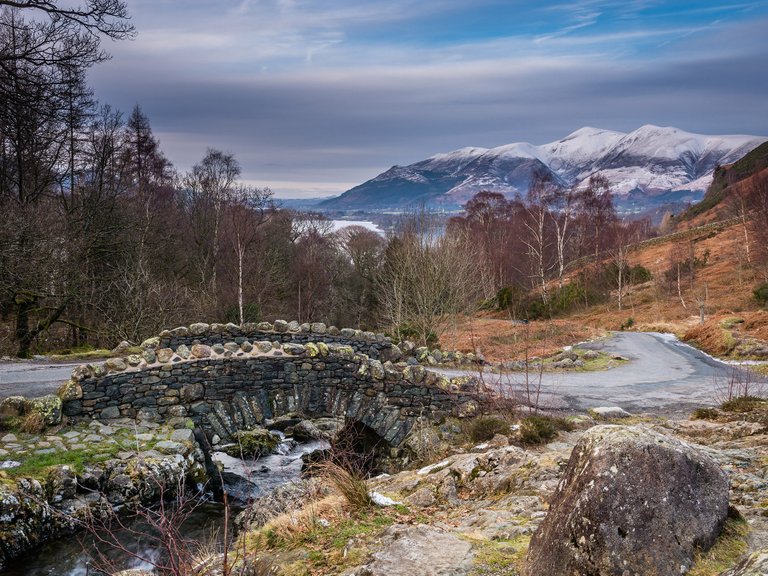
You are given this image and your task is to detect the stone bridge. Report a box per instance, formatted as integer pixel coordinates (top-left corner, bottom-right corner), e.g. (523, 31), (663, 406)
(59, 321), (483, 449)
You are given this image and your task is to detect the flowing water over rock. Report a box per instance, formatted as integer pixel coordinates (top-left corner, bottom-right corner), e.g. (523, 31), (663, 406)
(1, 435), (328, 576)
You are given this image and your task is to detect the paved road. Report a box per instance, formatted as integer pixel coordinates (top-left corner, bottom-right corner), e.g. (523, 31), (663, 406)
(0, 360), (83, 399)
(437, 332), (768, 417)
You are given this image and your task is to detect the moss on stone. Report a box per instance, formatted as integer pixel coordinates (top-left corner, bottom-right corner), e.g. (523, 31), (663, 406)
(470, 534), (531, 576)
(226, 429), (279, 458)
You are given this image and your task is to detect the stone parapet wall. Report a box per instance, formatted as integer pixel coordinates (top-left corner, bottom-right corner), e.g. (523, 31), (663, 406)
(154, 321), (394, 360)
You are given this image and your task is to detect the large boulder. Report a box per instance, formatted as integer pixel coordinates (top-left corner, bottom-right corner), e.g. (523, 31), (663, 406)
(524, 425), (729, 576)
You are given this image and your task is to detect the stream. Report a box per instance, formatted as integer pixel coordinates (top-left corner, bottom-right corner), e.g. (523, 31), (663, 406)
(2, 435), (328, 575)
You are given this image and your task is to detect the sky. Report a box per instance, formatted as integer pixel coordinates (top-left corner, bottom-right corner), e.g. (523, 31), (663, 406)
(88, 0), (768, 198)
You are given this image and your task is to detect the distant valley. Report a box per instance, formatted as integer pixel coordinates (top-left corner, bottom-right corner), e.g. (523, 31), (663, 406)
(320, 125), (766, 214)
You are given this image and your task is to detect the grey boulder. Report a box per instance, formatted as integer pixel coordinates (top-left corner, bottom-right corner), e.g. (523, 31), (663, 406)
(524, 425), (729, 576)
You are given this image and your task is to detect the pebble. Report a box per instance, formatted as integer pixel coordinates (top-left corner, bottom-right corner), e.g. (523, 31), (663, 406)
(1, 434), (17, 443)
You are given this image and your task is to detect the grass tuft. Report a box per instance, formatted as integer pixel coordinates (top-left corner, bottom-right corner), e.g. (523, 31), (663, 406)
(691, 407), (720, 421)
(688, 515), (749, 576)
(315, 462), (373, 511)
(19, 411), (45, 434)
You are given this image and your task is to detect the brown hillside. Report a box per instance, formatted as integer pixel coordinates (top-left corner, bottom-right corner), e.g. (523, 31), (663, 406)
(442, 219), (767, 362)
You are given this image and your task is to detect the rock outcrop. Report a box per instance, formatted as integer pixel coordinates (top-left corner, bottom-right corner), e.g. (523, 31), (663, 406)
(720, 548), (768, 575)
(349, 524), (474, 576)
(524, 425), (730, 576)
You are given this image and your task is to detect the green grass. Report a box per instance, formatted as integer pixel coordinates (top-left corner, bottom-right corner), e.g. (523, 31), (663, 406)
(247, 507), (399, 575)
(745, 364), (768, 377)
(6, 445), (121, 478)
(719, 317), (745, 330)
(577, 352), (627, 372)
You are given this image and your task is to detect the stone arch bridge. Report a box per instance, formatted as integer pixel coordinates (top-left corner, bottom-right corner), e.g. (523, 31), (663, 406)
(59, 321), (483, 449)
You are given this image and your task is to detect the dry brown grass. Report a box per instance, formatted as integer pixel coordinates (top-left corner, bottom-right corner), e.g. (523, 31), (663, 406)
(251, 494), (349, 545)
(19, 411), (45, 434)
(438, 316), (604, 362)
(684, 323), (738, 356)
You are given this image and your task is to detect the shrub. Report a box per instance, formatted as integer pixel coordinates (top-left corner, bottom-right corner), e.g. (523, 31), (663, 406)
(754, 283), (768, 307)
(395, 322), (439, 347)
(518, 416), (556, 445)
(620, 317), (635, 331)
(524, 281), (604, 320)
(224, 302), (260, 324)
(495, 284), (527, 314)
(720, 396), (766, 413)
(691, 407), (720, 421)
(467, 416), (510, 442)
(629, 264), (652, 284)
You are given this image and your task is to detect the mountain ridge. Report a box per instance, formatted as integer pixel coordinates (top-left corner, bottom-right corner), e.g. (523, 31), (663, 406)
(321, 125), (766, 212)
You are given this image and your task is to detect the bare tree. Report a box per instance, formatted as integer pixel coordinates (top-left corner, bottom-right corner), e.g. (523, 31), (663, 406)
(226, 185), (274, 325)
(336, 225), (385, 327)
(0, 0), (134, 40)
(377, 212), (491, 345)
(577, 173), (616, 260)
(184, 149), (241, 314)
(550, 184), (575, 288)
(524, 172), (556, 302)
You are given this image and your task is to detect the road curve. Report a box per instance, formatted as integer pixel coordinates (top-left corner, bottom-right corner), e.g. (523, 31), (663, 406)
(437, 332), (768, 417)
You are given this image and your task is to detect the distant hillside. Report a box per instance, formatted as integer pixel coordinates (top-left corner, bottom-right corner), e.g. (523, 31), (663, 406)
(680, 140), (768, 222)
(321, 126), (765, 212)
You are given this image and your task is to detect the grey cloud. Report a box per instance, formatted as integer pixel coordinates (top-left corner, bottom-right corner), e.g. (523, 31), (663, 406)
(87, 17), (768, 197)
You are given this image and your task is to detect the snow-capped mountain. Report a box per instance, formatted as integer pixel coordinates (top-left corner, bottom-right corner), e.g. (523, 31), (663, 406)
(320, 125), (765, 212)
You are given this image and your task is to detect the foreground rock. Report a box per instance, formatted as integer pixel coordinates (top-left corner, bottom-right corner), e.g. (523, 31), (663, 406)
(524, 425), (730, 576)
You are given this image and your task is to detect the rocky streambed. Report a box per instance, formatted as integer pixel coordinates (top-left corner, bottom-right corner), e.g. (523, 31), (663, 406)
(1, 404), (768, 575)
